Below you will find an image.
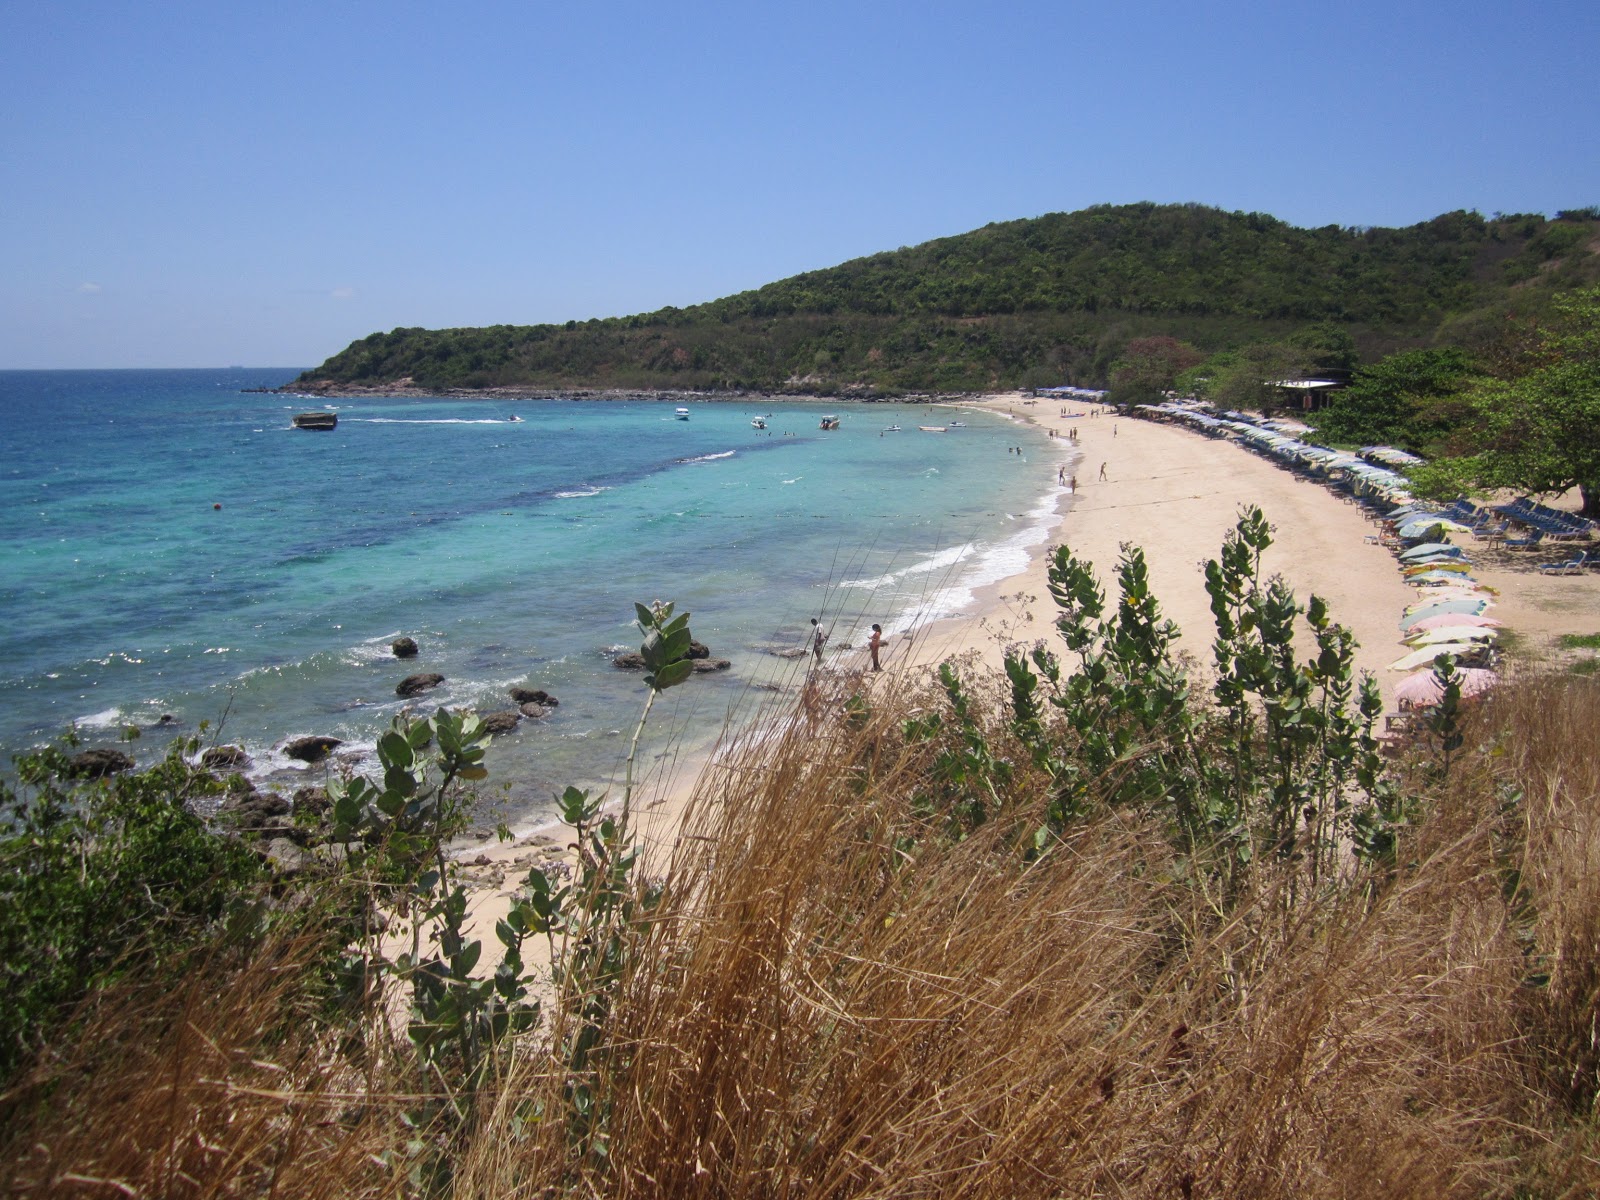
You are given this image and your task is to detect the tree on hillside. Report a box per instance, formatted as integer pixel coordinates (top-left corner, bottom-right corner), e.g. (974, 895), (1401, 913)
(1421, 286), (1600, 516)
(1312, 348), (1481, 450)
(1203, 342), (1316, 414)
(1107, 336), (1204, 406)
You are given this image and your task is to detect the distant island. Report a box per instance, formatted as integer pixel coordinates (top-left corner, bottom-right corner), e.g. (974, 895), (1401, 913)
(291, 201), (1600, 397)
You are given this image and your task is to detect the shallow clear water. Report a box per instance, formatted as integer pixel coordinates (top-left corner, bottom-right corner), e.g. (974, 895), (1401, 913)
(0, 370), (1065, 823)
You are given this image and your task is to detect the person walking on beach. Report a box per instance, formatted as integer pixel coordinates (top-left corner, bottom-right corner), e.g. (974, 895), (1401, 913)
(810, 617), (828, 665)
(1098, 461), (1108, 481)
(868, 623), (884, 671)
(1058, 465), (1066, 485)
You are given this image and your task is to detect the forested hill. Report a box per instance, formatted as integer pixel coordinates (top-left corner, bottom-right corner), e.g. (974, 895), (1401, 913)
(294, 203), (1600, 395)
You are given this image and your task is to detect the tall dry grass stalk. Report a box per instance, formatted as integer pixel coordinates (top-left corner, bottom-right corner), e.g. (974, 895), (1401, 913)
(8, 670), (1600, 1198)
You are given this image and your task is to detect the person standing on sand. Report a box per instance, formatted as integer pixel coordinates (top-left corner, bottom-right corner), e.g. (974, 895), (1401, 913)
(868, 623), (885, 671)
(810, 617), (828, 665)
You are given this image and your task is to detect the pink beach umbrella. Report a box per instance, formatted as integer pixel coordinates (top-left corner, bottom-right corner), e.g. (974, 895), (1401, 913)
(1393, 667), (1499, 707)
(1405, 613), (1504, 632)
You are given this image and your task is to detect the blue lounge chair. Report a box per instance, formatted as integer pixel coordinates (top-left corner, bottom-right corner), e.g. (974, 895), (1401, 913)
(1503, 529), (1544, 551)
(1538, 550), (1588, 576)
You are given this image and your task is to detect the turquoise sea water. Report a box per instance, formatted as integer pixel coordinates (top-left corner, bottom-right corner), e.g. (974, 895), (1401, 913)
(0, 369), (1066, 823)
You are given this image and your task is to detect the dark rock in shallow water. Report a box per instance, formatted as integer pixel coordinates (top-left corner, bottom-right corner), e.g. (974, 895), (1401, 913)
(284, 735), (342, 763)
(691, 658), (732, 673)
(479, 710), (522, 734)
(392, 636), (419, 659)
(688, 640), (711, 660)
(201, 745), (250, 770)
(510, 687), (559, 707)
(153, 714), (181, 728)
(69, 748), (135, 778)
(612, 652), (646, 670)
(519, 702), (551, 719)
(396, 672), (445, 698)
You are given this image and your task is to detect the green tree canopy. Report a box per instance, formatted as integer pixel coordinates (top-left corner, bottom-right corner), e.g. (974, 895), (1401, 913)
(1311, 347), (1481, 450)
(1425, 286), (1600, 516)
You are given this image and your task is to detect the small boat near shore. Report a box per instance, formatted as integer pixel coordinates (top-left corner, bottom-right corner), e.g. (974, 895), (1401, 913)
(819, 415), (840, 430)
(751, 417), (767, 429)
(919, 425), (947, 433)
(947, 420), (967, 428)
(675, 408), (690, 421)
(292, 412), (338, 431)
(882, 424), (901, 432)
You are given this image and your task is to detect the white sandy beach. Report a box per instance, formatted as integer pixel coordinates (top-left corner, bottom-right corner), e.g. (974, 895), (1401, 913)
(455, 390), (1600, 941)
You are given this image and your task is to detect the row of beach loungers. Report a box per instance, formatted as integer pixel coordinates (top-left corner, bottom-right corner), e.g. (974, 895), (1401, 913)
(1132, 402), (1600, 729)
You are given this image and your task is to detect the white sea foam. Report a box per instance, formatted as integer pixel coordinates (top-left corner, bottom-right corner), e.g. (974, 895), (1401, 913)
(554, 486), (608, 498)
(861, 490), (1067, 637)
(75, 706), (124, 729)
(676, 450), (736, 464)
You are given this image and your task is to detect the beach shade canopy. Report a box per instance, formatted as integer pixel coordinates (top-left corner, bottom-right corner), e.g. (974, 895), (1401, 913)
(1405, 625), (1499, 647)
(1404, 587), (1492, 610)
(1399, 542), (1465, 561)
(1401, 599), (1491, 628)
(1403, 560), (1473, 575)
(1391, 643), (1491, 670)
(1394, 667), (1500, 706)
(1398, 517), (1473, 538)
(1405, 613), (1504, 632)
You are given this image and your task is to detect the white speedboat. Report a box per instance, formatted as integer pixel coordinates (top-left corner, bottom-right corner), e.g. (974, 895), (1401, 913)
(675, 408), (690, 421)
(882, 424), (901, 432)
(947, 420), (967, 428)
(751, 417), (767, 429)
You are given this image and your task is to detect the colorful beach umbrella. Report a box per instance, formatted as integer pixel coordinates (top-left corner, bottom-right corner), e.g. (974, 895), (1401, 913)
(1403, 561), (1473, 575)
(1390, 643), (1493, 671)
(1394, 668), (1499, 706)
(1399, 542), (1464, 561)
(1404, 613), (1504, 632)
(1399, 517), (1472, 538)
(1401, 600), (1490, 628)
(1404, 588), (1492, 610)
(1404, 626), (1499, 647)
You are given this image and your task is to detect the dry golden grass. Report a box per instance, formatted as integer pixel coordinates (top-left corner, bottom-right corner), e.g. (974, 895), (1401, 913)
(7, 670), (1600, 1198)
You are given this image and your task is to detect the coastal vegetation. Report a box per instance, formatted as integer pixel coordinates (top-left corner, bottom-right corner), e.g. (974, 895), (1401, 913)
(1313, 284), (1600, 516)
(291, 203), (1600, 396)
(7, 515), (1600, 1197)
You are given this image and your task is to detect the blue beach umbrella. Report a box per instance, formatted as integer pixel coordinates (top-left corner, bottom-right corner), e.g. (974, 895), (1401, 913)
(1401, 600), (1490, 629)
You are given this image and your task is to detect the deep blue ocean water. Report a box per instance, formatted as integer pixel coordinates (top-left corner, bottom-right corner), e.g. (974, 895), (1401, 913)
(0, 369), (1066, 825)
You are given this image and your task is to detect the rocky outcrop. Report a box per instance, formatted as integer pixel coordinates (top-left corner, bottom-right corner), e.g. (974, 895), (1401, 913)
(519, 702), (552, 719)
(201, 745), (250, 770)
(69, 748), (135, 778)
(219, 789), (291, 828)
(692, 658), (733, 673)
(510, 687), (559, 707)
(612, 652), (646, 670)
(284, 735), (342, 763)
(396, 672), (445, 698)
(392, 636), (419, 659)
(292, 786), (331, 821)
(479, 710), (522, 734)
(688, 640), (711, 660)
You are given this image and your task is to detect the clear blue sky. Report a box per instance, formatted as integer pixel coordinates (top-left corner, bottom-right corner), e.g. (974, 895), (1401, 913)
(3, 0), (1596, 369)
